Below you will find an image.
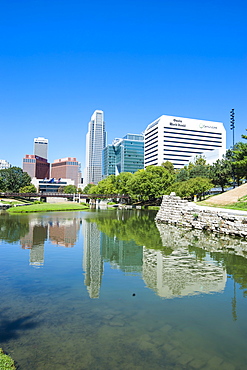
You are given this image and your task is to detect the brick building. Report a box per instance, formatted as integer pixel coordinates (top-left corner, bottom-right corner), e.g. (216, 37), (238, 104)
(23, 155), (50, 179)
(51, 157), (81, 187)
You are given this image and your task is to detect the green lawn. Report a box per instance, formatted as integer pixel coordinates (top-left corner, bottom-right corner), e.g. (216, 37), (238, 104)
(7, 202), (90, 213)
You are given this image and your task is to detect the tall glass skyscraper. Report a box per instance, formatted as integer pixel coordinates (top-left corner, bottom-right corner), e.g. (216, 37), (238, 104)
(103, 134), (144, 177)
(85, 110), (106, 185)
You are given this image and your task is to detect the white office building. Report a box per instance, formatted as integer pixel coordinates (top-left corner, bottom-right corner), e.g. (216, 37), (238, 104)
(34, 137), (48, 159)
(85, 110), (106, 186)
(144, 115), (226, 169)
(0, 159), (11, 170)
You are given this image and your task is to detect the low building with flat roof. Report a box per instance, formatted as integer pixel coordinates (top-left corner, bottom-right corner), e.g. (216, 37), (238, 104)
(32, 178), (75, 193)
(0, 159), (11, 170)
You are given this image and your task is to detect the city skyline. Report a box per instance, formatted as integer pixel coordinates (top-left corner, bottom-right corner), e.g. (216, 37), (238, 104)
(0, 0), (246, 168)
(2, 109), (237, 172)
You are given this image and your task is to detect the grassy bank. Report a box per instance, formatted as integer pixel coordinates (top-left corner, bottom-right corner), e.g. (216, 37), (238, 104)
(222, 201), (247, 211)
(197, 199), (247, 211)
(7, 202), (90, 213)
(0, 348), (16, 369)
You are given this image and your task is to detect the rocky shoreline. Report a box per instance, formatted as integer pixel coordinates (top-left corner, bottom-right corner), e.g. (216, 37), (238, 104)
(156, 193), (247, 238)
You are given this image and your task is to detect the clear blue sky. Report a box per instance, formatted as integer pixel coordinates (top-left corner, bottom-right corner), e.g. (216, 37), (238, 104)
(0, 0), (246, 170)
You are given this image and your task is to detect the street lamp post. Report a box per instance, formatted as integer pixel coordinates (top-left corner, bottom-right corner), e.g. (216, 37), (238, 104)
(230, 109), (235, 188)
(230, 108), (235, 148)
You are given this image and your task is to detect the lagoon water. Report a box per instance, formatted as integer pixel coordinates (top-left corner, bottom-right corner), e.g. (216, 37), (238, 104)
(0, 209), (247, 369)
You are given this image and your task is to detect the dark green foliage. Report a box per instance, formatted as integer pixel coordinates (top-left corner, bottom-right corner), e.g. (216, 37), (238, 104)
(209, 157), (232, 192)
(175, 156), (211, 182)
(165, 177), (213, 200)
(0, 167), (31, 192)
(175, 167), (189, 182)
(232, 141), (247, 182)
(82, 183), (95, 194)
(127, 166), (175, 201)
(161, 161), (175, 175)
(63, 185), (77, 194)
(19, 184), (37, 193)
(87, 166), (174, 202)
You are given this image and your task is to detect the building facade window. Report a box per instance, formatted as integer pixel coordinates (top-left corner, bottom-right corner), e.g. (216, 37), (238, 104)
(144, 115), (226, 169)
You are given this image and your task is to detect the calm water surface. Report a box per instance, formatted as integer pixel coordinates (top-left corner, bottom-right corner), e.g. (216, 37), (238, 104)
(0, 209), (247, 370)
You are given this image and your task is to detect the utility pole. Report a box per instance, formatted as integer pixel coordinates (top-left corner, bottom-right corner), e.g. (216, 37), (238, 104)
(230, 109), (235, 188)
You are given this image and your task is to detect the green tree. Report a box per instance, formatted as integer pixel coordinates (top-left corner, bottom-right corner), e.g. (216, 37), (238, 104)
(187, 156), (211, 179)
(115, 172), (133, 196)
(232, 140), (247, 182)
(127, 166), (174, 201)
(242, 130), (247, 140)
(0, 167), (31, 192)
(0, 176), (4, 192)
(166, 177), (213, 200)
(19, 184), (37, 193)
(95, 175), (117, 195)
(82, 183), (95, 194)
(63, 185), (77, 194)
(165, 180), (191, 198)
(161, 161), (175, 175)
(187, 177), (213, 200)
(226, 148), (243, 187)
(209, 157), (232, 192)
(86, 175), (117, 198)
(175, 167), (190, 182)
(88, 184), (99, 194)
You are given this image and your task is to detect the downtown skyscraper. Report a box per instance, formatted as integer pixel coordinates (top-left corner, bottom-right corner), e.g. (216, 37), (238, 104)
(34, 137), (48, 159)
(85, 110), (106, 186)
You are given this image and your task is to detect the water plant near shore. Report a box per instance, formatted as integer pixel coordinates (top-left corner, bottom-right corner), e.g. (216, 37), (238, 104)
(0, 348), (16, 369)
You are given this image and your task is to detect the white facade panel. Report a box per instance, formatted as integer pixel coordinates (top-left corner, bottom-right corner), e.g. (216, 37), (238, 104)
(144, 115), (226, 169)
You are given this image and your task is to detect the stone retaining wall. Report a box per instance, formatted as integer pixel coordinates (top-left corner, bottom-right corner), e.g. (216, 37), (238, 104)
(155, 193), (247, 238)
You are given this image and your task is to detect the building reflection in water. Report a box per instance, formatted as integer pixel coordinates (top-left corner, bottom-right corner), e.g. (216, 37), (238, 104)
(82, 220), (103, 299)
(101, 234), (143, 275)
(82, 216), (228, 299)
(143, 223), (228, 298)
(143, 247), (226, 298)
(20, 216), (81, 267)
(20, 220), (47, 267)
(17, 213), (233, 299)
(49, 218), (80, 248)
(82, 221), (143, 299)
